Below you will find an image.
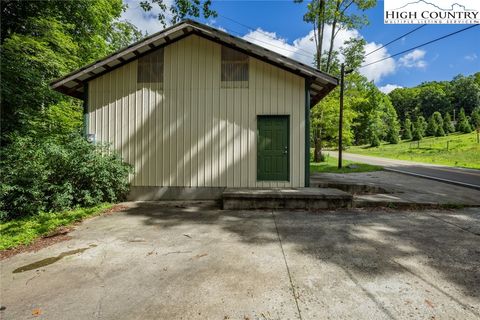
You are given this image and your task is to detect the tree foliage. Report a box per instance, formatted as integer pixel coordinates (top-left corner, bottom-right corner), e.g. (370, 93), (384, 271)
(457, 108), (473, 133)
(0, 0), (140, 141)
(140, 0), (217, 28)
(417, 83), (450, 118)
(351, 83), (398, 146)
(0, 135), (132, 220)
(389, 74), (480, 125)
(450, 75), (480, 115)
(402, 118), (412, 140)
(432, 112), (445, 137)
(471, 107), (480, 130)
(426, 115), (438, 137)
(443, 112), (455, 134)
(297, 0), (376, 72)
(412, 118), (424, 141)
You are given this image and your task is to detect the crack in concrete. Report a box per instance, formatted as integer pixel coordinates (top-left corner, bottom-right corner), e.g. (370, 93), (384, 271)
(271, 211), (303, 320)
(93, 244), (107, 319)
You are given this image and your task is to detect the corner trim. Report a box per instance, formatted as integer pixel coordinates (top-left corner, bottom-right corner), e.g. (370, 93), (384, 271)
(305, 80), (311, 187)
(83, 82), (89, 137)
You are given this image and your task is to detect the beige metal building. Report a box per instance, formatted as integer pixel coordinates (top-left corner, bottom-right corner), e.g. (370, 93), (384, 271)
(51, 20), (338, 200)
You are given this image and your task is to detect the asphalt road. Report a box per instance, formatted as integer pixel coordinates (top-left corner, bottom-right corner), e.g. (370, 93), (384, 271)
(327, 151), (480, 190)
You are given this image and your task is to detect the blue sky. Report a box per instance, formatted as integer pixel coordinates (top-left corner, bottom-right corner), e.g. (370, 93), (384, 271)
(122, 0), (480, 92)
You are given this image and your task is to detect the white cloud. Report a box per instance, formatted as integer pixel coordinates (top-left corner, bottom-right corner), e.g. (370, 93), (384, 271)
(242, 26), (396, 83)
(379, 84), (403, 94)
(465, 53), (478, 61)
(362, 42), (396, 83)
(121, 0), (171, 35)
(398, 49), (427, 68)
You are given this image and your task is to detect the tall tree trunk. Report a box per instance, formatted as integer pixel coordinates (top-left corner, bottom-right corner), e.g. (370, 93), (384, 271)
(312, 0), (326, 163)
(313, 109), (324, 162)
(316, 0), (325, 70)
(313, 129), (323, 162)
(326, 0), (341, 73)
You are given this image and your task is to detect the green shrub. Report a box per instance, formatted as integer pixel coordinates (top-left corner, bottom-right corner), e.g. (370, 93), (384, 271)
(471, 107), (480, 130)
(426, 115), (438, 136)
(0, 134), (133, 220)
(402, 118), (412, 140)
(443, 112), (455, 134)
(457, 108), (473, 133)
(412, 119), (423, 141)
(370, 133), (381, 147)
(385, 126), (400, 144)
(432, 112), (445, 137)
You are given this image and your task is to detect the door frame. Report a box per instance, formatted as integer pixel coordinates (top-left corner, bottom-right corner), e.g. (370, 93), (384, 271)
(256, 115), (290, 182)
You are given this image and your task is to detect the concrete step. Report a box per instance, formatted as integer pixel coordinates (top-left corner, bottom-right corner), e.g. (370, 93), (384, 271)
(222, 188), (353, 210)
(310, 178), (390, 195)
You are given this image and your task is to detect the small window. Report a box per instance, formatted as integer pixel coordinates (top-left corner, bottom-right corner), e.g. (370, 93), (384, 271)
(221, 46), (249, 88)
(137, 48), (164, 84)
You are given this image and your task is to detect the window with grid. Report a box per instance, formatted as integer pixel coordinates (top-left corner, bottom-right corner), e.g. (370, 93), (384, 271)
(221, 46), (249, 88)
(137, 48), (164, 84)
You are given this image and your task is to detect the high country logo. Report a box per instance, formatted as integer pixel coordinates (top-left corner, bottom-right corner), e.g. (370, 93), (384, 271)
(384, 0), (480, 24)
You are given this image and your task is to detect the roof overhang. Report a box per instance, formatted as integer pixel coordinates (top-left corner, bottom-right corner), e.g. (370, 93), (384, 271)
(50, 20), (338, 105)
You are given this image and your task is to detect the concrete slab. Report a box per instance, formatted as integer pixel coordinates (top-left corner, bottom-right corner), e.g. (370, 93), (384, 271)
(311, 171), (480, 207)
(1, 203), (298, 320)
(1, 203), (479, 319)
(223, 188), (352, 210)
(274, 208), (480, 319)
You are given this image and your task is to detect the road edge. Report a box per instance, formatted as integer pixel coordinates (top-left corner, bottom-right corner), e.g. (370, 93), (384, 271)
(385, 168), (480, 191)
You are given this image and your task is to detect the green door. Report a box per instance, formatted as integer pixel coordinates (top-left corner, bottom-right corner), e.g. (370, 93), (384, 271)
(257, 116), (289, 181)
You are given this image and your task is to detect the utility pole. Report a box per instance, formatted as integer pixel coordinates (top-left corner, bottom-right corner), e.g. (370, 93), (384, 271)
(338, 63), (353, 169)
(338, 64), (345, 169)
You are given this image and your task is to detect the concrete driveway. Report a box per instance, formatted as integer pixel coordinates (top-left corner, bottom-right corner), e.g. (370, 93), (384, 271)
(1, 203), (479, 319)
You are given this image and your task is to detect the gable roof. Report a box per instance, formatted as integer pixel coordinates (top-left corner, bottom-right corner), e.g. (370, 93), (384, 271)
(50, 20), (338, 106)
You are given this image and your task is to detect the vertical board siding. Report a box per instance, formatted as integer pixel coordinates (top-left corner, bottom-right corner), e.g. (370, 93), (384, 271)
(88, 35), (305, 188)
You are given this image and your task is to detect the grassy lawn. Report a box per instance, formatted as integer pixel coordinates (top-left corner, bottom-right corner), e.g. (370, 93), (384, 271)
(310, 154), (383, 174)
(347, 132), (480, 169)
(0, 204), (113, 251)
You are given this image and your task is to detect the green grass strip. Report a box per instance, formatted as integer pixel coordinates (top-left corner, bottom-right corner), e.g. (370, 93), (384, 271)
(348, 132), (480, 169)
(310, 154), (382, 174)
(0, 203), (113, 251)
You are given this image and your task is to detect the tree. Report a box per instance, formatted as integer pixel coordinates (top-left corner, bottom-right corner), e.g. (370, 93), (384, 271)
(425, 115), (438, 137)
(351, 83), (387, 145)
(402, 118), (413, 140)
(311, 86), (356, 160)
(449, 75), (480, 115)
(456, 108), (473, 133)
(383, 97), (400, 144)
(310, 38), (368, 160)
(139, 0), (216, 28)
(417, 83), (450, 118)
(418, 116), (427, 136)
(370, 133), (381, 147)
(432, 112), (445, 136)
(443, 112), (455, 134)
(474, 72), (480, 87)
(297, 0), (376, 72)
(0, 0), (142, 142)
(471, 107), (480, 130)
(389, 87), (419, 121)
(340, 38), (366, 70)
(412, 118), (423, 141)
